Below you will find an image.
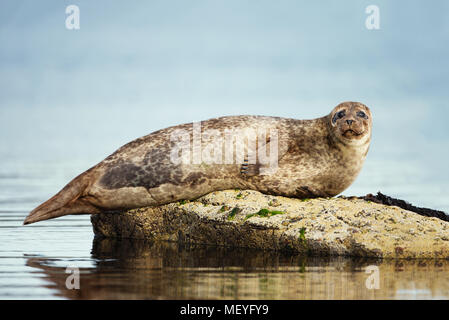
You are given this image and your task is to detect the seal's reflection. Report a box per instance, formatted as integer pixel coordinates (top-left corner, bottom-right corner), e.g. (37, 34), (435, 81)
(25, 238), (449, 299)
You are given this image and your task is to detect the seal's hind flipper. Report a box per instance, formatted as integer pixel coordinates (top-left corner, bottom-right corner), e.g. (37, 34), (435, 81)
(23, 169), (100, 225)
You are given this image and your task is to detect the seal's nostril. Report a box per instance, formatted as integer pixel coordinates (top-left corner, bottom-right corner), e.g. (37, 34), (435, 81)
(346, 120), (354, 125)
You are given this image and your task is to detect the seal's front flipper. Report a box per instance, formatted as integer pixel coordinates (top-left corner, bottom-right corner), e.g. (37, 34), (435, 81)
(240, 156), (279, 176)
(240, 130), (289, 177)
(240, 158), (260, 176)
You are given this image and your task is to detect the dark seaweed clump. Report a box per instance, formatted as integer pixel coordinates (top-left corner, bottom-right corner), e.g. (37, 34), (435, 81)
(360, 192), (449, 222)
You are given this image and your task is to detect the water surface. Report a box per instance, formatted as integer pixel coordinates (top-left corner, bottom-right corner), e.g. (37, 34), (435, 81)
(1, 156), (448, 300)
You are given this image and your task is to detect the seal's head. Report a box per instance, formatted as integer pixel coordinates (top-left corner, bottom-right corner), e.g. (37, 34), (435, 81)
(329, 102), (372, 146)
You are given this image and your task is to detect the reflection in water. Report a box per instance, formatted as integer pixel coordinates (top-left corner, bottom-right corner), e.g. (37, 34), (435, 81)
(25, 238), (449, 300)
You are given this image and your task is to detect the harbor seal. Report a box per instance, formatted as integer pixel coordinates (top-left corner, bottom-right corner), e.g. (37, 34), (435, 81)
(23, 101), (372, 225)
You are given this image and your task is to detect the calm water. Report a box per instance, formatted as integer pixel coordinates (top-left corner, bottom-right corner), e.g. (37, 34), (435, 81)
(0, 150), (449, 300)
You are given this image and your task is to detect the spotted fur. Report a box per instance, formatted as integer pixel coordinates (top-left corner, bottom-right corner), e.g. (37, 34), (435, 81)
(24, 102), (372, 224)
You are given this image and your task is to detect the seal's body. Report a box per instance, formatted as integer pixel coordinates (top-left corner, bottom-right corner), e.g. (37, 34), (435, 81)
(24, 102), (372, 224)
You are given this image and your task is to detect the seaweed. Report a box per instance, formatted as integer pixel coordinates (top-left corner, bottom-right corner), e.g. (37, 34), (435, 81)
(299, 227), (306, 244)
(245, 208), (285, 220)
(227, 207), (241, 220)
(360, 192), (449, 222)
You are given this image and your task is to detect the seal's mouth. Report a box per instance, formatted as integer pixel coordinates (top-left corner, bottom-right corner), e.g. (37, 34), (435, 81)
(342, 129), (363, 138)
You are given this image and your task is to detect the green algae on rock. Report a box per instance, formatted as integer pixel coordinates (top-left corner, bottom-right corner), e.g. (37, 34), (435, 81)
(91, 190), (449, 259)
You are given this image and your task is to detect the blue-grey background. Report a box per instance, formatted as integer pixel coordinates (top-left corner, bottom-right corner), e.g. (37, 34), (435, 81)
(1, 0), (449, 300)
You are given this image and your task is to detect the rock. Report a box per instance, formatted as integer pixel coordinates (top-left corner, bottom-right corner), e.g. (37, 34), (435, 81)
(91, 189), (449, 259)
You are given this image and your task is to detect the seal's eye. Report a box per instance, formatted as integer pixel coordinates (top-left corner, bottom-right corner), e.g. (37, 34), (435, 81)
(332, 110), (346, 124)
(357, 111), (368, 119)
